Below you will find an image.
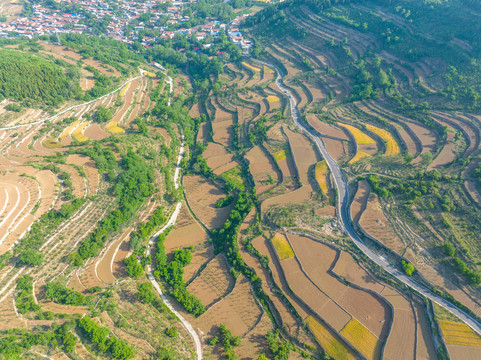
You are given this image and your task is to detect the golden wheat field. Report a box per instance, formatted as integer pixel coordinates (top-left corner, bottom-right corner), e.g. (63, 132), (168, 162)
(306, 316), (357, 360)
(266, 95), (280, 104)
(349, 151), (371, 164)
(340, 318), (382, 360)
(274, 149), (287, 161)
(439, 321), (481, 347)
(106, 120), (125, 134)
(315, 160), (329, 194)
(365, 124), (400, 156)
(72, 122), (89, 142)
(59, 120), (80, 138)
(42, 138), (62, 149)
(271, 233), (294, 260)
(338, 123), (376, 145)
(120, 83), (130, 97)
(242, 61), (261, 72)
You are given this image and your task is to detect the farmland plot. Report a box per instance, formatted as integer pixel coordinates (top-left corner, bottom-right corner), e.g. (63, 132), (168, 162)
(193, 275), (263, 337)
(187, 254), (234, 308)
(245, 145), (280, 194)
(183, 174), (232, 229)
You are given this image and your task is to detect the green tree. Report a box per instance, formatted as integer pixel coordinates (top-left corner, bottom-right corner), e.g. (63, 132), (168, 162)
(19, 249), (44, 266)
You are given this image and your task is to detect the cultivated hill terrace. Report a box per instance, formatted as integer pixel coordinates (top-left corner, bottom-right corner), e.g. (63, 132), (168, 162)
(0, 0), (481, 359)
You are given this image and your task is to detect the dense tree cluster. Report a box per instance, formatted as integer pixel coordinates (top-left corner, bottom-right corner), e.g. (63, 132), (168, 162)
(78, 316), (135, 360)
(0, 49), (78, 106)
(153, 232), (206, 317)
(129, 206), (166, 254)
(45, 281), (86, 306)
(15, 275), (40, 314)
(219, 324), (241, 360)
(367, 171), (443, 200)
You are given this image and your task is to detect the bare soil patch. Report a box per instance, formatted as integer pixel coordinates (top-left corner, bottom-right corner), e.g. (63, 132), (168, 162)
(187, 254), (234, 308)
(193, 275), (263, 337)
(287, 234), (391, 339)
(84, 123), (109, 140)
(183, 174), (232, 229)
(285, 128), (320, 186)
(307, 114), (348, 140)
(246, 146), (281, 195)
(359, 191), (404, 254)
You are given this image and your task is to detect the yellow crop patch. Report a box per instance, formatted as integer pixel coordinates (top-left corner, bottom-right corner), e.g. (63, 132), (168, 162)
(315, 160), (329, 194)
(72, 122), (89, 142)
(439, 321), (481, 347)
(274, 150), (287, 161)
(365, 124), (400, 156)
(42, 138), (62, 149)
(338, 123), (376, 145)
(59, 120), (80, 138)
(144, 71), (156, 78)
(271, 233), (294, 260)
(242, 61), (261, 72)
(263, 65), (275, 74)
(120, 83), (130, 97)
(306, 316), (356, 360)
(106, 120), (125, 134)
(349, 151), (371, 164)
(340, 318), (381, 360)
(266, 95), (280, 104)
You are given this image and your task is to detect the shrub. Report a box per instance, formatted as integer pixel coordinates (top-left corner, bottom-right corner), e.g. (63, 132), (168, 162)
(165, 327), (178, 338)
(443, 243), (455, 257)
(401, 260), (415, 276)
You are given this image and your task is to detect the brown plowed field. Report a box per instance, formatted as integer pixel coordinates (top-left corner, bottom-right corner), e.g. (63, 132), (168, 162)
(351, 180), (370, 224)
(196, 122), (209, 144)
(261, 185), (312, 213)
(306, 114), (349, 140)
(413, 300), (438, 359)
(79, 259), (104, 292)
(183, 174), (232, 229)
(187, 254), (234, 308)
(382, 287), (416, 360)
(331, 251), (422, 360)
(164, 206), (210, 251)
(184, 246), (214, 282)
(193, 275), (262, 337)
(203, 142), (236, 175)
(247, 237), (302, 335)
(236, 312), (273, 359)
(97, 229), (131, 285)
(405, 122), (437, 155)
(323, 137), (346, 161)
(0, 293), (26, 330)
(189, 101), (202, 118)
(447, 345), (481, 360)
(246, 146), (280, 194)
(112, 79), (138, 125)
(67, 271), (88, 293)
(359, 191), (404, 254)
(287, 234), (391, 339)
(84, 123), (109, 140)
(212, 120), (232, 147)
(280, 255), (351, 332)
(285, 127), (320, 187)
